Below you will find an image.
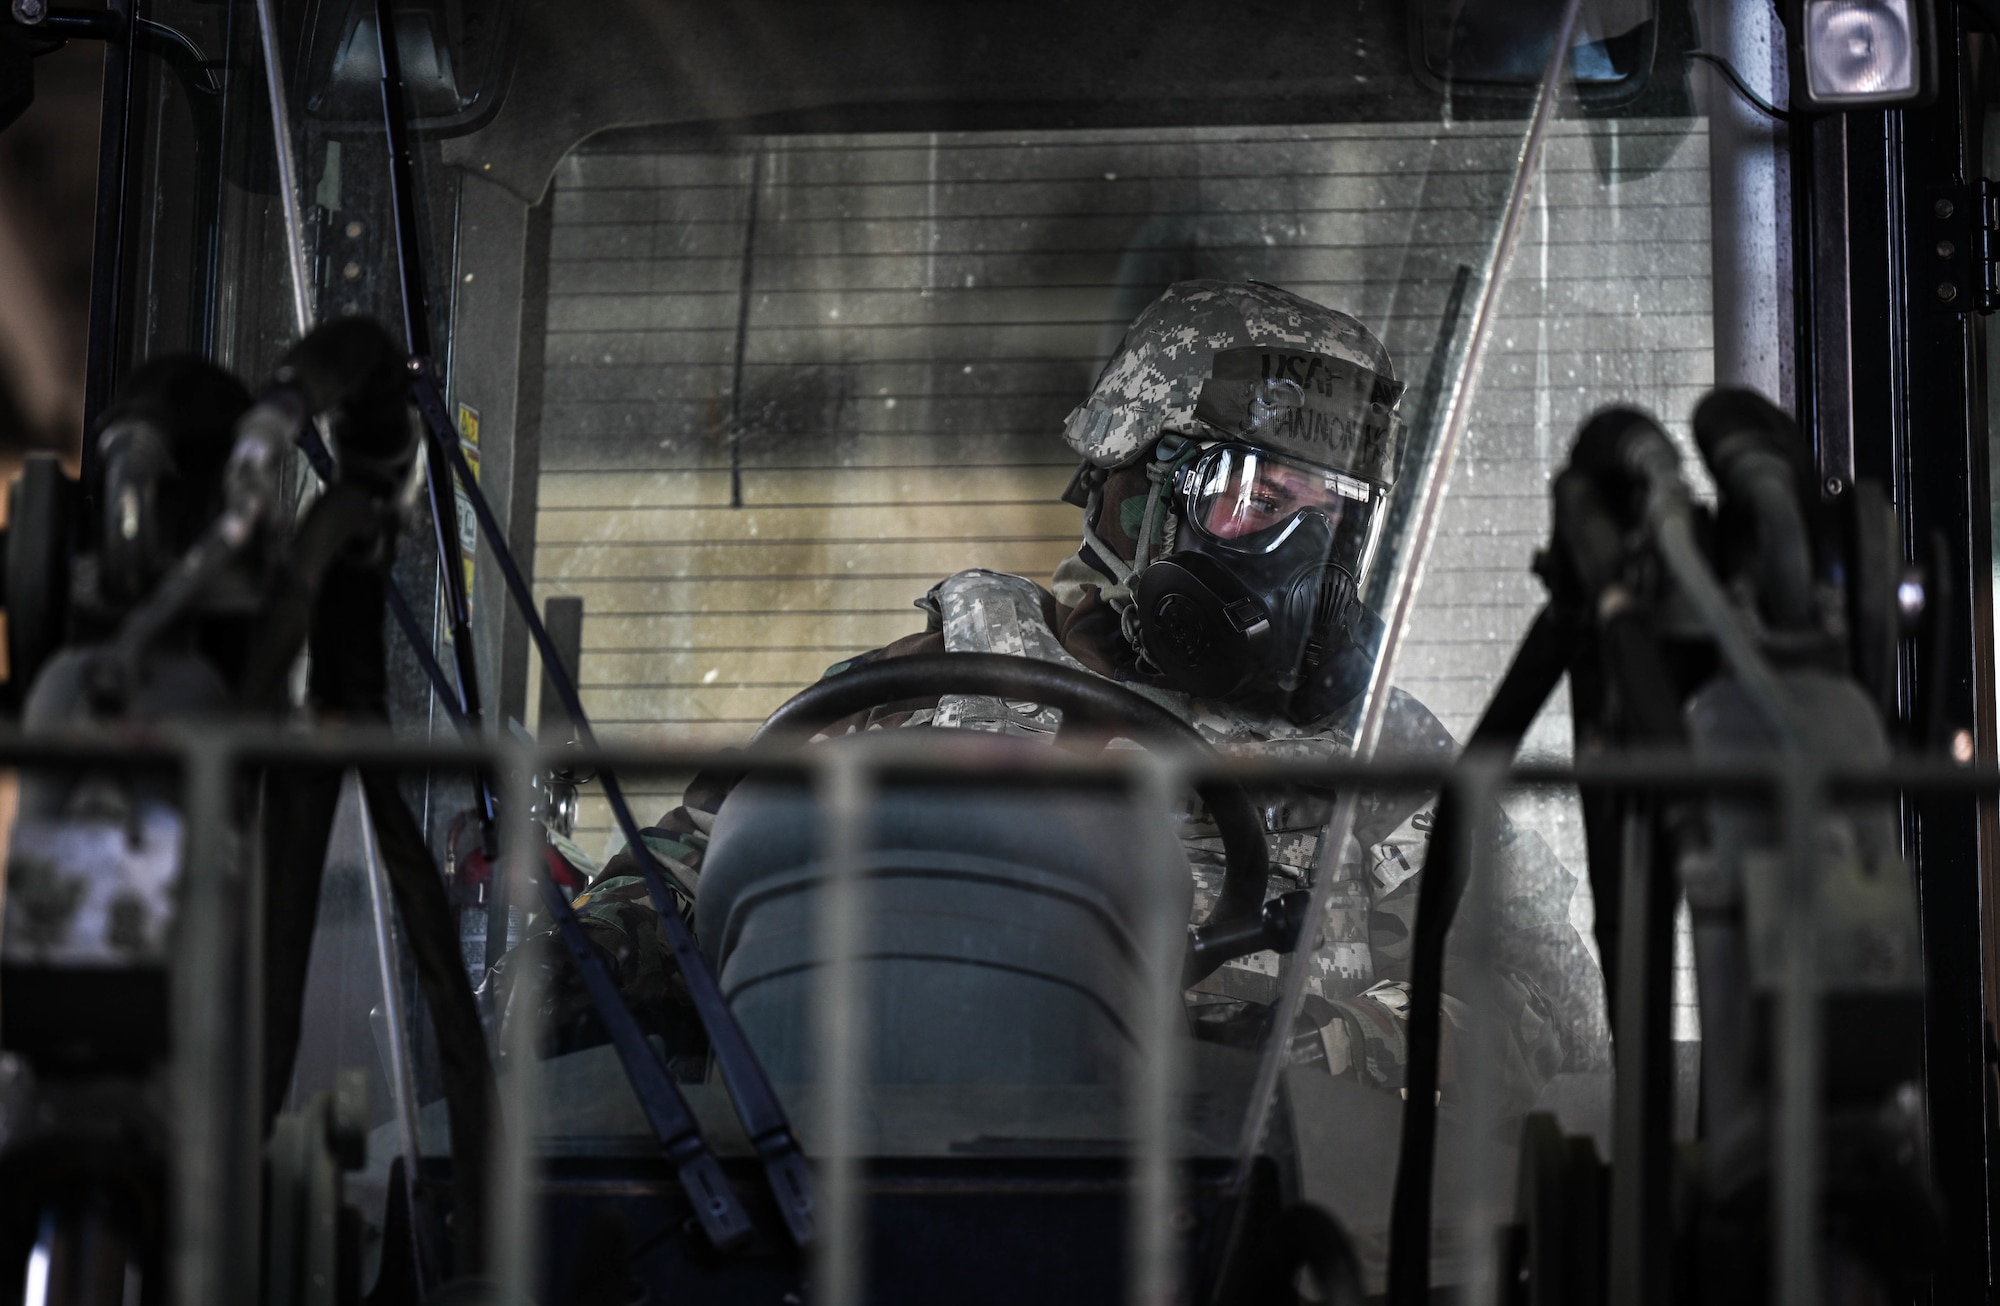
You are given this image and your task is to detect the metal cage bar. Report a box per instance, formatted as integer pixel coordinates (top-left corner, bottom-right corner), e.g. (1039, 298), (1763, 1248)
(812, 754), (874, 1306)
(0, 722), (1979, 1300)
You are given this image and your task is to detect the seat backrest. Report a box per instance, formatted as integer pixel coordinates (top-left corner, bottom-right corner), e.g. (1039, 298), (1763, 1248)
(695, 739), (1191, 1086)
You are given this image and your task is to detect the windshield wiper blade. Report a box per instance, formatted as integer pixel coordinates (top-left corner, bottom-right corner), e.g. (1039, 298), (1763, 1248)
(409, 360), (819, 1249)
(536, 874), (752, 1250)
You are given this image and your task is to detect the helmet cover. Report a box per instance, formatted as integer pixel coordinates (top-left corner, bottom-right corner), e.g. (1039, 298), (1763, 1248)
(1062, 280), (1404, 481)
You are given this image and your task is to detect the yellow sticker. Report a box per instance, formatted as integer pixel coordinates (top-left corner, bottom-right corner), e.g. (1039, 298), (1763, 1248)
(455, 403), (481, 613)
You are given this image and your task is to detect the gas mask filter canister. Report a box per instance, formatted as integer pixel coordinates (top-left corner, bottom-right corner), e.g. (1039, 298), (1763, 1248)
(1128, 345), (1402, 724)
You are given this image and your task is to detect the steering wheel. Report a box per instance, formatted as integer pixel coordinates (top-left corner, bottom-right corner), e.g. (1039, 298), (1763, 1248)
(751, 652), (1271, 943)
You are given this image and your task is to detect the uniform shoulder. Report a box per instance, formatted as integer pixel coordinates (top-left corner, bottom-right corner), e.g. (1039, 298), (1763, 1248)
(1377, 687), (1459, 758)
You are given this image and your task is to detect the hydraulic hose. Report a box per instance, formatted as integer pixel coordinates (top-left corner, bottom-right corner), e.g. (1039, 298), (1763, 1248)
(1387, 605), (1573, 1301)
(226, 318), (494, 1275)
(1573, 407), (1804, 751)
(1693, 389), (1818, 636)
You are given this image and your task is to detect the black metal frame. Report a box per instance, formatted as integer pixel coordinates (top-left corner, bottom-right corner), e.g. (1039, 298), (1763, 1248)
(79, 0), (137, 522)
(58, 0), (229, 537)
(1793, 5), (1999, 1294)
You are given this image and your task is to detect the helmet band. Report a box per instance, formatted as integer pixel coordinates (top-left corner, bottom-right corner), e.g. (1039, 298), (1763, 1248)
(1192, 346), (1405, 484)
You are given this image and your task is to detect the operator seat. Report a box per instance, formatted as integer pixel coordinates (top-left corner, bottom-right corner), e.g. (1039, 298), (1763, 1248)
(694, 734), (1191, 1086)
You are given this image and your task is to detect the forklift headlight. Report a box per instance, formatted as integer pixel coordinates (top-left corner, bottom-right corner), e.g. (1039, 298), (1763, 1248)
(1806, 0), (1912, 97)
(1794, 0), (1934, 107)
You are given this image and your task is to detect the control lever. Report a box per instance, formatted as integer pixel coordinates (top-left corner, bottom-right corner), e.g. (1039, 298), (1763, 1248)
(1185, 889), (1315, 983)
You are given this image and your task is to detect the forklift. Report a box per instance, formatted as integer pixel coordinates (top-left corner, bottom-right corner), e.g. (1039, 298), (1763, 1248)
(0, 0), (1989, 1301)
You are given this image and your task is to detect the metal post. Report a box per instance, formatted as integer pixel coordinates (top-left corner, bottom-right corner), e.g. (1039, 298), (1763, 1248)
(81, 0), (139, 492)
(814, 753), (873, 1306)
(1607, 801), (1673, 1305)
(374, 0), (496, 841)
(251, 0), (313, 339)
(1777, 766), (1823, 1306)
(1243, 0), (1582, 1217)
(726, 149), (763, 510)
(1450, 751), (1506, 1306)
(353, 770), (429, 1288)
(488, 746), (545, 1297)
(1806, 115), (1854, 491)
(375, 0), (434, 361)
(1694, 0), (1792, 405)
(1129, 754), (1189, 1306)
(171, 737), (257, 1305)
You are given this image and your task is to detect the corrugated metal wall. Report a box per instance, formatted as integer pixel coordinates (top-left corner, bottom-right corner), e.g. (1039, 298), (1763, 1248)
(529, 120), (1713, 850)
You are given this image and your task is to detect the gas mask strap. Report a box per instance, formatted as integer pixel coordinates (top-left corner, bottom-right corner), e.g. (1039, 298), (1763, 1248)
(1117, 471), (1177, 672)
(1073, 481), (1157, 665)
(1130, 463), (1171, 576)
(1080, 484), (1136, 589)
(1130, 432), (1203, 577)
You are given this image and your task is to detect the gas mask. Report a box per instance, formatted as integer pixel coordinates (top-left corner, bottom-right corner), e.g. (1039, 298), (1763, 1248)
(1126, 346), (1401, 725)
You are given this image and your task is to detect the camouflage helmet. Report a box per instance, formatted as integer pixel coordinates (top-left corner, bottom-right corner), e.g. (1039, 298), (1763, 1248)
(1062, 280), (1406, 483)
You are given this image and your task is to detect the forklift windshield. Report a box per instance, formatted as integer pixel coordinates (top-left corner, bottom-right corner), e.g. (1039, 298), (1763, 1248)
(274, 5), (1675, 1288)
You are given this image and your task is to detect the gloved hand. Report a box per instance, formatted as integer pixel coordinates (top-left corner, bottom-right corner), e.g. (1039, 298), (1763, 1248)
(483, 873), (709, 1063)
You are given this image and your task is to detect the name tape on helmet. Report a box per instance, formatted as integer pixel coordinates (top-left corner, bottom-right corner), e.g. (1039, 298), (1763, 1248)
(1193, 348), (1405, 485)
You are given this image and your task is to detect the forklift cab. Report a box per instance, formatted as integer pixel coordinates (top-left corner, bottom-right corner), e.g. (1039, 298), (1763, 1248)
(0, 0), (1991, 1302)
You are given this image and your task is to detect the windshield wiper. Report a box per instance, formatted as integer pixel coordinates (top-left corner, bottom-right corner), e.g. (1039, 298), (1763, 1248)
(535, 872), (754, 1250)
(369, 0), (816, 1250)
(409, 354), (818, 1250)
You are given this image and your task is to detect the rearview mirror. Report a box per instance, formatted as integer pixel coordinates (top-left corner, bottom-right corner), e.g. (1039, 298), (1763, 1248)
(1408, 0), (1662, 103)
(297, 0), (517, 137)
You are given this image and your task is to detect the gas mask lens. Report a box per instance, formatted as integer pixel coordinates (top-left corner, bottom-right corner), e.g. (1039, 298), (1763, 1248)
(1184, 443), (1380, 560)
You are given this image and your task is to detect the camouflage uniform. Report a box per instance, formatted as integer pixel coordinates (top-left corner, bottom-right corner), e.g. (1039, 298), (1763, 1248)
(563, 567), (1607, 1108)
(527, 279), (1609, 1109)
(487, 785), (723, 1060)
(1060, 279), (1404, 477)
